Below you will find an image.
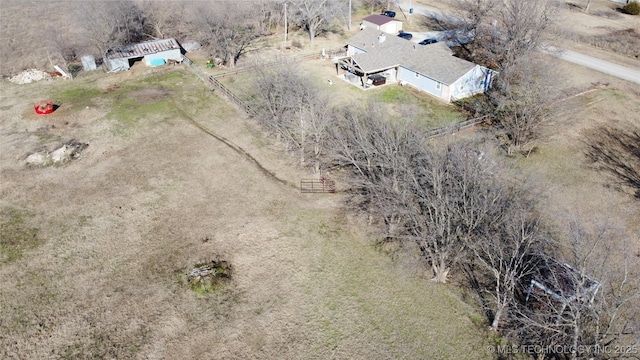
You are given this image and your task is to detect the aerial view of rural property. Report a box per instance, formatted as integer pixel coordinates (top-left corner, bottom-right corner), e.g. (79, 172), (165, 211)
(1, 0), (639, 358)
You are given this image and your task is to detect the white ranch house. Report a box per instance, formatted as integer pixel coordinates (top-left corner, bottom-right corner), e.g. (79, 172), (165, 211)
(337, 28), (495, 102)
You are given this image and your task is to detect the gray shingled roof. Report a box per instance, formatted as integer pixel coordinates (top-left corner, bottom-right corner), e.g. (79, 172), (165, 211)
(346, 28), (477, 85)
(362, 14), (400, 26)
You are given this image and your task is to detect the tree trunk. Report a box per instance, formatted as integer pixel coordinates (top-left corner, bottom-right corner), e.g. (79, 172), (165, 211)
(300, 112), (306, 164)
(308, 25), (315, 45)
(491, 306), (503, 330)
(431, 260), (450, 283)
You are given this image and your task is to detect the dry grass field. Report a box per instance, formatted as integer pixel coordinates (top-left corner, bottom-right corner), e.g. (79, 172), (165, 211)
(0, 64), (495, 359)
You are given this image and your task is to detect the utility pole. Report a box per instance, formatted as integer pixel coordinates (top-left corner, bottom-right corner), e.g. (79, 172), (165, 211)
(409, 0), (412, 26)
(348, 0), (352, 31)
(284, 2), (288, 42)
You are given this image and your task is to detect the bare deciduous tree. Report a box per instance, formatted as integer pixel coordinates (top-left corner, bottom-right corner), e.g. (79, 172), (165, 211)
(139, 0), (188, 40)
(77, 0), (146, 56)
(448, 0), (560, 153)
(252, 66), (332, 172)
(488, 54), (560, 154)
(291, 0), (334, 45)
(328, 104), (424, 237)
(495, 0), (557, 69)
(467, 199), (549, 330)
(193, 1), (263, 68)
(328, 111), (536, 284)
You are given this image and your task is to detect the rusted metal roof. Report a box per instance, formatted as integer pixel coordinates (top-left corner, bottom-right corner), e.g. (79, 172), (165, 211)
(105, 38), (180, 60)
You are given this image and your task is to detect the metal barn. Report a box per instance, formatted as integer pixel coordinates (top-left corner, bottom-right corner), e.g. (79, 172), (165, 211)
(104, 38), (182, 72)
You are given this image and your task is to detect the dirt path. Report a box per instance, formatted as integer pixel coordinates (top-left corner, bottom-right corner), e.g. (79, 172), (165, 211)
(170, 100), (298, 189)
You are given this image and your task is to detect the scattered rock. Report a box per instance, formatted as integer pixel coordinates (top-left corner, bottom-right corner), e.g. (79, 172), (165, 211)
(186, 259), (232, 293)
(9, 69), (52, 84)
(25, 140), (89, 166)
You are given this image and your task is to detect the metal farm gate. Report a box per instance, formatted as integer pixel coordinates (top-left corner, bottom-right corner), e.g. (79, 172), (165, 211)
(300, 175), (336, 193)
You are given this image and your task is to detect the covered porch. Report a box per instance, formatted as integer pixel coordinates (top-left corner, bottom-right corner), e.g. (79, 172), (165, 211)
(333, 56), (398, 90)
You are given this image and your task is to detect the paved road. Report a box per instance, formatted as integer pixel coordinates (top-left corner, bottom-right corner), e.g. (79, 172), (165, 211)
(396, 0), (640, 85)
(542, 46), (640, 85)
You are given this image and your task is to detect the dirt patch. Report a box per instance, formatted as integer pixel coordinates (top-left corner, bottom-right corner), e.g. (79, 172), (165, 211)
(127, 87), (172, 104)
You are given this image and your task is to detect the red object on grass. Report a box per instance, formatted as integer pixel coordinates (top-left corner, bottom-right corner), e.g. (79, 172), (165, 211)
(34, 100), (54, 115)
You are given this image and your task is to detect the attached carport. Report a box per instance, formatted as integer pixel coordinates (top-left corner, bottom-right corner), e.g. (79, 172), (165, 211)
(337, 55), (398, 89)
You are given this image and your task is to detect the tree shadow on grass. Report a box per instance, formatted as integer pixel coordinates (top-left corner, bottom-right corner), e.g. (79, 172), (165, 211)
(583, 122), (640, 200)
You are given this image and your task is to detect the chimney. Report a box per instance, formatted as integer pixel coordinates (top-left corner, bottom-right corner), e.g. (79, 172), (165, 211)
(378, 33), (386, 43)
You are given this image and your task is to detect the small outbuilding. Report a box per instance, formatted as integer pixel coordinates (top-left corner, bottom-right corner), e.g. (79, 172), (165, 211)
(104, 38), (182, 72)
(81, 55), (97, 71)
(360, 14), (403, 35)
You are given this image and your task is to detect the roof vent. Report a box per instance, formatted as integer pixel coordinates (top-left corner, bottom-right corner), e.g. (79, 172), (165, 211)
(378, 33), (386, 43)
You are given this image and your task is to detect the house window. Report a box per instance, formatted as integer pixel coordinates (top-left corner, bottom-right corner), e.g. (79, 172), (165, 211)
(436, 82), (441, 90)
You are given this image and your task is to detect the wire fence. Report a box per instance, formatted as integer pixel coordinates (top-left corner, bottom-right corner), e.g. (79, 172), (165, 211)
(183, 51), (489, 136)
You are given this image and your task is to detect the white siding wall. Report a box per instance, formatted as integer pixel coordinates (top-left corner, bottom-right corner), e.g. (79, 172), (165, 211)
(347, 45), (367, 56)
(450, 66), (494, 101)
(143, 49), (182, 65)
(380, 21), (402, 34)
(398, 66), (445, 100)
(361, 20), (380, 31)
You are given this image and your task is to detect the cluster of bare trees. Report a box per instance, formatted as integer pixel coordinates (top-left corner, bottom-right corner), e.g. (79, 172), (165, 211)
(452, 0), (561, 154)
(68, 0), (357, 69)
(76, 0), (147, 57)
(249, 66), (639, 358)
(4, 0), (391, 75)
(253, 66), (333, 173)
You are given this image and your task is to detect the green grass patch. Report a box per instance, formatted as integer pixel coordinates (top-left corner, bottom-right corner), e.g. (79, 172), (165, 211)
(53, 85), (102, 110)
(376, 85), (466, 128)
(378, 86), (407, 103)
(0, 208), (41, 264)
(106, 97), (177, 136)
(98, 70), (200, 136)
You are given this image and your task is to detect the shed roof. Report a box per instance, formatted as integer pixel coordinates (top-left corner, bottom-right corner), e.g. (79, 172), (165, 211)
(106, 38), (181, 60)
(528, 261), (600, 303)
(362, 14), (401, 26)
(346, 28), (478, 85)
